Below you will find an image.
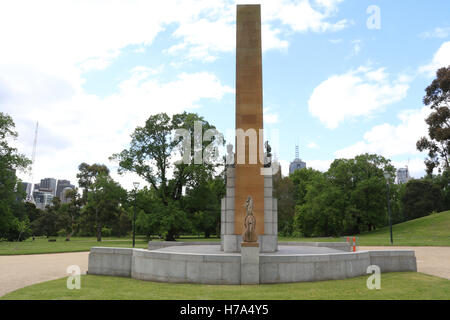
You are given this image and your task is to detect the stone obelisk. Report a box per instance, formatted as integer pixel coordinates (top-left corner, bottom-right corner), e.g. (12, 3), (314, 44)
(235, 5), (265, 239)
(221, 4), (277, 253)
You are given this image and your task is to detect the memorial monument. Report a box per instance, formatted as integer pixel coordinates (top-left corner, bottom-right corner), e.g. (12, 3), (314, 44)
(88, 4), (417, 285)
(221, 4), (278, 254)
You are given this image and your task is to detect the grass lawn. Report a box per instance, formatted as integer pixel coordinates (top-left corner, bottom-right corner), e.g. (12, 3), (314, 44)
(0, 235), (221, 255)
(0, 236), (149, 255)
(1, 211), (448, 255)
(1, 272), (449, 300)
(280, 210), (450, 246)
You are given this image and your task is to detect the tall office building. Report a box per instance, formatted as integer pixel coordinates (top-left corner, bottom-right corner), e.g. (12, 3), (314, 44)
(39, 178), (57, 196)
(33, 190), (54, 210)
(56, 179), (75, 200)
(289, 145), (306, 175)
(396, 167), (411, 184)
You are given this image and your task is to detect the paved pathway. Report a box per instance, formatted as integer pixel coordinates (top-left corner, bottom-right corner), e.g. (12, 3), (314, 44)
(1, 246), (448, 297)
(0, 252), (89, 297)
(359, 246), (450, 280)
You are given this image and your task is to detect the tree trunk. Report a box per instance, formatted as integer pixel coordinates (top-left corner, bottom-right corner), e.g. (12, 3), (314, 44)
(97, 225), (102, 242)
(165, 228), (176, 241)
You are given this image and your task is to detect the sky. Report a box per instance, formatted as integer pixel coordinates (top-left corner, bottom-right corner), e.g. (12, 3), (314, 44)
(1, 0), (450, 190)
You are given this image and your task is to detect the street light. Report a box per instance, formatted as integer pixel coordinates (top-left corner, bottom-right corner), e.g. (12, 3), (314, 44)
(383, 171), (393, 245)
(132, 182), (140, 248)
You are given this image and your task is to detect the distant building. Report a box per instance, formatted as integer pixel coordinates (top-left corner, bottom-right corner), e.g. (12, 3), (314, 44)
(40, 178), (57, 194)
(396, 167), (411, 184)
(40, 178), (57, 196)
(33, 191), (54, 210)
(60, 186), (74, 203)
(289, 145), (306, 175)
(56, 179), (75, 200)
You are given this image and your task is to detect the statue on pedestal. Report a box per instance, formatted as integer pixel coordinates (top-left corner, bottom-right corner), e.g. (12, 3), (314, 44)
(225, 143), (235, 167)
(243, 196), (257, 242)
(263, 140), (272, 168)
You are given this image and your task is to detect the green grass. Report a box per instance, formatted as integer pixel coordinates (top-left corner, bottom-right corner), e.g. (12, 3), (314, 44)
(0, 236), (149, 255)
(2, 272), (449, 300)
(0, 235), (221, 255)
(280, 210), (450, 246)
(1, 211), (449, 255)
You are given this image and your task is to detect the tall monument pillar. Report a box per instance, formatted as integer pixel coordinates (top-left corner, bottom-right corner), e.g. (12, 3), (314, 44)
(221, 4), (278, 253)
(234, 4), (265, 238)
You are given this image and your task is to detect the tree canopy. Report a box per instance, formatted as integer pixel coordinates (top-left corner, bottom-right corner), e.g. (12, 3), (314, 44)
(417, 66), (450, 174)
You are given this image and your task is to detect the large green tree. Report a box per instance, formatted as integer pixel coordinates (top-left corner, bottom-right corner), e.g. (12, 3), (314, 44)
(57, 188), (82, 241)
(401, 179), (443, 220)
(293, 154), (396, 237)
(417, 66), (450, 175)
(111, 112), (223, 240)
(0, 112), (31, 240)
(82, 174), (127, 241)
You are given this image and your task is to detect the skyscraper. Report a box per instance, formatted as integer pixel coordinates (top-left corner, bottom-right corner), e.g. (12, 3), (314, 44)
(56, 179), (75, 199)
(289, 145), (306, 175)
(396, 167), (411, 184)
(39, 178), (57, 195)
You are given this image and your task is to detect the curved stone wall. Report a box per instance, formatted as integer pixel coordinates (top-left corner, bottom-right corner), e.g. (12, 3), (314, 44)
(132, 249), (241, 284)
(88, 246), (417, 284)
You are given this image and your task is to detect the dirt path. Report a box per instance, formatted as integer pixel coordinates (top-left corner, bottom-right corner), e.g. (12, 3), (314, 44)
(0, 252), (89, 297)
(359, 246), (450, 280)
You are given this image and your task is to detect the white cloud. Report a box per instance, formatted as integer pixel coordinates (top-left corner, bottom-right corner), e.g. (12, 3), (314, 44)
(168, 0), (348, 62)
(335, 106), (431, 159)
(308, 66), (410, 129)
(274, 0), (348, 33)
(419, 27), (450, 39)
(10, 70), (233, 190)
(307, 159), (333, 172)
(263, 107), (279, 124)
(419, 41), (450, 76)
(307, 142), (319, 149)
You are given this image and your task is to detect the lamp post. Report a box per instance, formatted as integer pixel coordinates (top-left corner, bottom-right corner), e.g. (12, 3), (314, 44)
(383, 171), (393, 245)
(132, 182), (140, 248)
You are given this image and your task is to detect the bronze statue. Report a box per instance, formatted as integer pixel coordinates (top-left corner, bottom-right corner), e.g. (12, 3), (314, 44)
(243, 196), (257, 242)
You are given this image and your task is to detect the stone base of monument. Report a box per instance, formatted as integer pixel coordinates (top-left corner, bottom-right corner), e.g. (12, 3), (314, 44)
(240, 242), (260, 284)
(88, 242), (417, 284)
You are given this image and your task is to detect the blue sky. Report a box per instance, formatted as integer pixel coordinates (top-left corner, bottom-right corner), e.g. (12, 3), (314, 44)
(1, 0), (449, 189)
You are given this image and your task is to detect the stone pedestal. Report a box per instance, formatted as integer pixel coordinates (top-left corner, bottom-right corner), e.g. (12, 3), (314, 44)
(221, 167), (278, 252)
(240, 242), (259, 284)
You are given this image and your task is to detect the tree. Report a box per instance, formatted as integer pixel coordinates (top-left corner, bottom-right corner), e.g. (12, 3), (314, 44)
(0, 112), (31, 240)
(293, 154), (396, 237)
(417, 66), (450, 175)
(31, 198), (60, 237)
(111, 112), (223, 240)
(57, 188), (81, 241)
(82, 174), (127, 241)
(401, 179), (443, 220)
(273, 175), (295, 236)
(183, 176), (224, 238)
(76, 162), (110, 203)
